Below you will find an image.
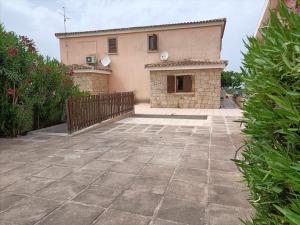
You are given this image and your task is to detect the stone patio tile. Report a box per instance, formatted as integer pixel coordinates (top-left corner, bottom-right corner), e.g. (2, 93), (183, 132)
(150, 155), (179, 166)
(166, 180), (207, 203)
(179, 158), (208, 170)
(126, 152), (154, 163)
(0, 196), (59, 225)
(209, 185), (250, 208)
(36, 202), (104, 225)
(34, 165), (73, 179)
(80, 160), (115, 172)
(99, 150), (131, 162)
(72, 186), (122, 207)
(208, 204), (252, 225)
(210, 160), (238, 172)
(157, 197), (205, 225)
(152, 219), (188, 225)
(64, 169), (103, 184)
(11, 163), (49, 178)
(210, 171), (244, 189)
(93, 172), (136, 189)
(210, 149), (235, 161)
(111, 161), (146, 175)
(111, 190), (162, 216)
(210, 145), (235, 152)
(0, 161), (25, 174)
(0, 192), (26, 212)
(3, 176), (55, 195)
(173, 167), (207, 184)
(0, 170), (23, 189)
(34, 180), (87, 201)
(141, 164), (175, 179)
(94, 209), (150, 225)
(129, 176), (169, 195)
(181, 149), (208, 159)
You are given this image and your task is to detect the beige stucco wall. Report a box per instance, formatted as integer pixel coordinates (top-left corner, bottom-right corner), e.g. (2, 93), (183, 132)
(150, 69), (221, 109)
(58, 24), (223, 102)
(73, 72), (109, 95)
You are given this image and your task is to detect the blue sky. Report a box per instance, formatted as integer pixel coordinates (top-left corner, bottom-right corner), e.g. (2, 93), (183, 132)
(0, 0), (266, 71)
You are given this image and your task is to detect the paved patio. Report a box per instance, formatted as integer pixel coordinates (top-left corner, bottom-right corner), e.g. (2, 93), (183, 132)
(0, 114), (251, 225)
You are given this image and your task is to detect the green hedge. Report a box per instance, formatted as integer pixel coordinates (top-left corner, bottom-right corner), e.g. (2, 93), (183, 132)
(236, 2), (300, 225)
(0, 24), (85, 137)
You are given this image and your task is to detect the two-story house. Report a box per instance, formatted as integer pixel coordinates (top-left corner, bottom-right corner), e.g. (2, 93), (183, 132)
(55, 18), (227, 108)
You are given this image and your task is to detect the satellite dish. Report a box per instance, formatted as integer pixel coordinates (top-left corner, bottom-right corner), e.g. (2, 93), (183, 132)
(160, 51), (169, 61)
(100, 55), (111, 67)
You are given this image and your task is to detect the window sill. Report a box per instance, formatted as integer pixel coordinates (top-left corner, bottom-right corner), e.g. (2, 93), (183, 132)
(148, 50), (159, 53)
(108, 52), (118, 55)
(169, 92), (195, 95)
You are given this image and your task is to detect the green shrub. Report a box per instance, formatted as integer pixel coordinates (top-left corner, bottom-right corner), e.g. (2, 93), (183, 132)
(236, 2), (300, 225)
(0, 24), (84, 136)
(221, 70), (244, 91)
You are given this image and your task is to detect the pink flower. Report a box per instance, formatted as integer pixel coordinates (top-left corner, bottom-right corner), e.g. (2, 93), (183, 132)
(7, 48), (18, 56)
(68, 69), (75, 76)
(295, 6), (300, 13)
(7, 88), (16, 96)
(284, 0), (296, 9)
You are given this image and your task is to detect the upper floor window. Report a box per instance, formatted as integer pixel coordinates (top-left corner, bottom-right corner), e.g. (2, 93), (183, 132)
(148, 34), (158, 51)
(108, 38), (117, 54)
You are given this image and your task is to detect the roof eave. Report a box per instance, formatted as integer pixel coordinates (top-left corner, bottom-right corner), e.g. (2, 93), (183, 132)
(55, 18), (226, 39)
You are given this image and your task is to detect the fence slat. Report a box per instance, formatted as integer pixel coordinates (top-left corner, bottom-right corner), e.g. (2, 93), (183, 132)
(66, 92), (134, 133)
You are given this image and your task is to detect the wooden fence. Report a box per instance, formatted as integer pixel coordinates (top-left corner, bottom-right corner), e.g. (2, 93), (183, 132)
(66, 92), (134, 133)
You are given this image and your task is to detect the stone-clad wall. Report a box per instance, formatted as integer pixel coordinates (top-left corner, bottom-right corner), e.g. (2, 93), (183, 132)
(73, 72), (109, 95)
(150, 69), (221, 108)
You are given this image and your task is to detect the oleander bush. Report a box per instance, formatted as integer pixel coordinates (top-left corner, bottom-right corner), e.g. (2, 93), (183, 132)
(236, 2), (300, 225)
(0, 24), (84, 137)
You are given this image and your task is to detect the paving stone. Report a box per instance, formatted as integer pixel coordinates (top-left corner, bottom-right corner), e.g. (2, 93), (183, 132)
(166, 180), (207, 203)
(210, 149), (235, 161)
(141, 164), (175, 179)
(34, 180), (87, 201)
(126, 152), (154, 163)
(208, 204), (252, 225)
(111, 190), (162, 216)
(130, 176), (169, 195)
(72, 186), (122, 207)
(3, 176), (55, 194)
(0, 192), (26, 212)
(179, 158), (208, 170)
(111, 161), (146, 175)
(94, 209), (150, 225)
(0, 161), (25, 174)
(80, 160), (115, 171)
(173, 167), (207, 184)
(210, 171), (244, 188)
(99, 150), (131, 162)
(152, 219), (188, 225)
(210, 160), (238, 172)
(0, 196), (59, 225)
(157, 197), (205, 225)
(209, 185), (250, 208)
(64, 169), (103, 184)
(0, 170), (23, 189)
(93, 172), (136, 189)
(36, 202), (103, 225)
(34, 165), (73, 179)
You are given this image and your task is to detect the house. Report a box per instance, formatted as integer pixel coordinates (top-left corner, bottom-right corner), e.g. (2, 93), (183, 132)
(55, 18), (227, 108)
(256, 0), (298, 38)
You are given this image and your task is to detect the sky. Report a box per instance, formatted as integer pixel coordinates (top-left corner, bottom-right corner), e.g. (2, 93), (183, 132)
(0, 0), (266, 71)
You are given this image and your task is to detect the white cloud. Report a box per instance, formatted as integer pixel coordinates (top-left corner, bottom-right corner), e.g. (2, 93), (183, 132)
(0, 0), (265, 71)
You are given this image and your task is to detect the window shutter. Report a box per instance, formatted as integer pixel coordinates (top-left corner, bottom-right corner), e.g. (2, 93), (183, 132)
(183, 75), (192, 92)
(108, 38), (117, 53)
(167, 76), (175, 93)
(149, 34), (158, 51)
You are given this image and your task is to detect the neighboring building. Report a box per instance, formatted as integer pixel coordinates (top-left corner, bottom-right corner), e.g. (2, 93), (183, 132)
(256, 0), (298, 38)
(55, 18), (227, 108)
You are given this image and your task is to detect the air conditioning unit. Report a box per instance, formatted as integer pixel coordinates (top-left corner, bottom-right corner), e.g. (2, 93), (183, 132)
(85, 56), (96, 64)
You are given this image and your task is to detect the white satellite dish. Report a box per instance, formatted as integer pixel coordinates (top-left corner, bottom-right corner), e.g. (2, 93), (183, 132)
(160, 51), (169, 61)
(100, 55), (111, 67)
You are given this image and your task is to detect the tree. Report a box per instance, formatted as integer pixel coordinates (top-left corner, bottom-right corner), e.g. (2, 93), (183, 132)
(221, 70), (243, 91)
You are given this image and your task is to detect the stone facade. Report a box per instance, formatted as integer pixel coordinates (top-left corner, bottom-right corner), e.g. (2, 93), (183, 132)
(150, 69), (221, 108)
(73, 72), (109, 95)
